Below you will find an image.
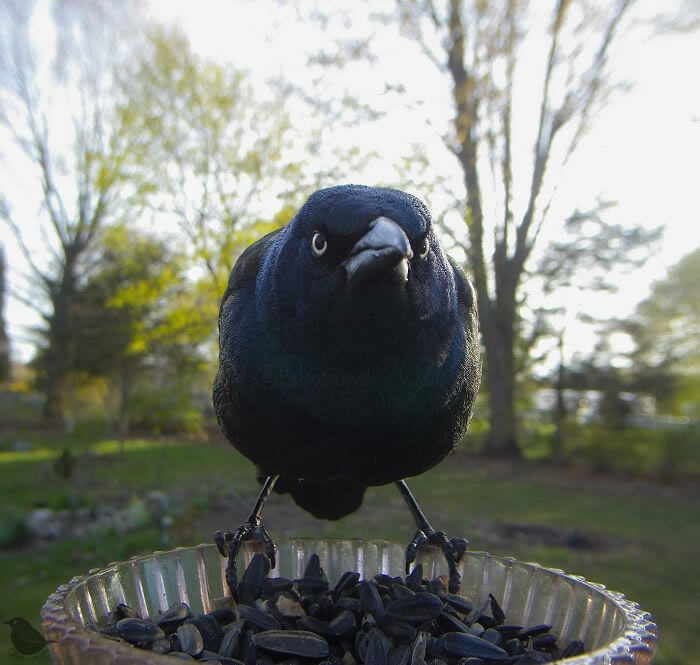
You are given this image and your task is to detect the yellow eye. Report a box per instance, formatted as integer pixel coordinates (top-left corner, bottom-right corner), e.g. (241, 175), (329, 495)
(417, 237), (429, 259)
(311, 232), (327, 256)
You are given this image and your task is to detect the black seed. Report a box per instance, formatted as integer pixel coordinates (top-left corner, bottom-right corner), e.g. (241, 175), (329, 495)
(239, 554), (271, 606)
(116, 603), (140, 619)
(209, 608), (237, 626)
(150, 637), (171, 654)
(297, 578), (330, 594)
(388, 644), (412, 665)
(210, 658), (245, 665)
(359, 581), (386, 621)
(489, 595), (506, 626)
(465, 598), (490, 626)
(328, 611), (356, 636)
(177, 623), (204, 657)
(201, 649), (222, 659)
(239, 604), (282, 631)
(514, 652), (549, 664)
(494, 625), (523, 640)
(263, 577), (294, 596)
(437, 611), (472, 635)
(410, 631), (429, 665)
(219, 621), (245, 658)
(561, 639), (585, 658)
(99, 622), (120, 638)
(365, 628), (390, 665)
(560, 640), (585, 658)
(297, 616), (338, 639)
(333, 571), (361, 596)
(505, 638), (525, 656)
(427, 579), (446, 598)
(253, 630), (330, 659)
(386, 593), (443, 624)
(381, 619), (417, 643)
(441, 632), (508, 660)
(337, 597), (363, 615)
(445, 595), (473, 616)
(158, 602), (192, 634)
(406, 565), (423, 591)
(117, 618), (164, 644)
(532, 633), (557, 650)
(197, 614), (226, 652)
(458, 659), (484, 665)
(481, 629), (502, 647)
(304, 554), (323, 580)
(518, 625), (552, 639)
(392, 584), (416, 600)
(170, 632), (182, 652)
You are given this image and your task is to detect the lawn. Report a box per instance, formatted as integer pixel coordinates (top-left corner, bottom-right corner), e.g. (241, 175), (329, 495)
(1, 433), (697, 665)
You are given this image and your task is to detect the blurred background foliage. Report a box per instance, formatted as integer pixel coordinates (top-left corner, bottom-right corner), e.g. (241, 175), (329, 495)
(0, 1), (698, 664)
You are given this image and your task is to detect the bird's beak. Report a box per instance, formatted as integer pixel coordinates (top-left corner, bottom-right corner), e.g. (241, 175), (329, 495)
(343, 216), (413, 287)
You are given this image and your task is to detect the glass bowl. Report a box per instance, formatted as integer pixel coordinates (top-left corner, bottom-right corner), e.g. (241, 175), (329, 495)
(41, 539), (657, 664)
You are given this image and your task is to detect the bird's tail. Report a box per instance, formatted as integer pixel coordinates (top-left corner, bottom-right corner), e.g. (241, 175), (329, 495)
(272, 476), (366, 520)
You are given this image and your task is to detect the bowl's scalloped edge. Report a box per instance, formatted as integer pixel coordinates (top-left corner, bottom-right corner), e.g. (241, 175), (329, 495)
(40, 541), (658, 665)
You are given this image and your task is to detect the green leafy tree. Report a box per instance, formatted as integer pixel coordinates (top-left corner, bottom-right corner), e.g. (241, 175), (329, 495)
(118, 27), (300, 301)
(625, 248), (700, 417)
(71, 224), (210, 442)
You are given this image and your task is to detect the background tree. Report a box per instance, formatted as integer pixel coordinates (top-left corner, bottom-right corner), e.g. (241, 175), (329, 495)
(0, 246), (10, 382)
(530, 202), (662, 456)
(624, 247), (700, 417)
(0, 0), (143, 425)
(70, 224), (210, 444)
(298, 0), (665, 455)
(118, 27), (300, 308)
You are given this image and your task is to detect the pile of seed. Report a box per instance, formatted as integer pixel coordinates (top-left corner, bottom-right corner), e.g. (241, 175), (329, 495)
(96, 553), (586, 664)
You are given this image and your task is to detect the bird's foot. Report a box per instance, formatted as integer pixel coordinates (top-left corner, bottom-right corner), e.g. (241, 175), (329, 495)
(405, 529), (468, 593)
(214, 522), (276, 596)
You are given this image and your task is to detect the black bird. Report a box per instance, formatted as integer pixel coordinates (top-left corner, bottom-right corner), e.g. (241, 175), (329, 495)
(4, 617), (51, 655)
(213, 184), (481, 592)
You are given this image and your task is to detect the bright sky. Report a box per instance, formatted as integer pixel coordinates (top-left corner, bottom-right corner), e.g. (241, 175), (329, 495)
(3, 0), (700, 366)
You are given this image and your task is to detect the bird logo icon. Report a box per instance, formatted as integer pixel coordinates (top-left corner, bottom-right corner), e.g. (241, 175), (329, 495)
(4, 617), (53, 656)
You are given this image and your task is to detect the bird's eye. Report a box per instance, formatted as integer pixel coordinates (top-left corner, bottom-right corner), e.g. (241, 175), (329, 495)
(417, 237), (430, 259)
(311, 232), (328, 256)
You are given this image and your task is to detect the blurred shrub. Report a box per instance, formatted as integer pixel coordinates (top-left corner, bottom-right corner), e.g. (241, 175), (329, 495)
(128, 387), (203, 434)
(656, 424), (700, 482)
(0, 507), (29, 548)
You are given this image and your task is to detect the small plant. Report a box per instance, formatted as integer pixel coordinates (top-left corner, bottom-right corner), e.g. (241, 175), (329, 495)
(0, 506), (29, 548)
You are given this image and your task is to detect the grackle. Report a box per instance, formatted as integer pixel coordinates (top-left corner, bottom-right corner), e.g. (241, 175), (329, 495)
(213, 185), (481, 593)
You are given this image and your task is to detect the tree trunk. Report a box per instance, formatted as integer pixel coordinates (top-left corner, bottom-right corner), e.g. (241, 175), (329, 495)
(551, 333), (567, 462)
(42, 257), (78, 427)
(482, 318), (520, 457)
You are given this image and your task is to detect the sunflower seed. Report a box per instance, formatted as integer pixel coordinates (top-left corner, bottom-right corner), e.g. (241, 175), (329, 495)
(116, 618), (164, 644)
(386, 593), (443, 624)
(253, 630), (330, 659)
(177, 623), (204, 657)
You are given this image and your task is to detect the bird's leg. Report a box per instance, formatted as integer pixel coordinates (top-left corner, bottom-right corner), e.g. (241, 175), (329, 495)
(215, 474), (279, 597)
(396, 479), (469, 593)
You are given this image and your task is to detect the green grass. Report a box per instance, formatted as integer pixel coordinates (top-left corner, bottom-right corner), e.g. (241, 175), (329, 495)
(1, 435), (697, 665)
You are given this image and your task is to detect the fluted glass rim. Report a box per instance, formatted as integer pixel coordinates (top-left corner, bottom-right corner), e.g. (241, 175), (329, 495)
(40, 539), (657, 665)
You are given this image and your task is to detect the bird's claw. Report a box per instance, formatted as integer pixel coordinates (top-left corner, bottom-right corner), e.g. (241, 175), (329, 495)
(404, 529), (469, 593)
(215, 522), (276, 596)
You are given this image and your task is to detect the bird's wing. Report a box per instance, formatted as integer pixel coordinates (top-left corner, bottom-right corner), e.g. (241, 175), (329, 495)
(218, 228), (283, 326)
(447, 255), (478, 325)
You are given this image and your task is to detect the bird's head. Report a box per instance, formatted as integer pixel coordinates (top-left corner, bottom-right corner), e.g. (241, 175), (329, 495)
(4, 617), (25, 627)
(263, 185), (455, 345)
